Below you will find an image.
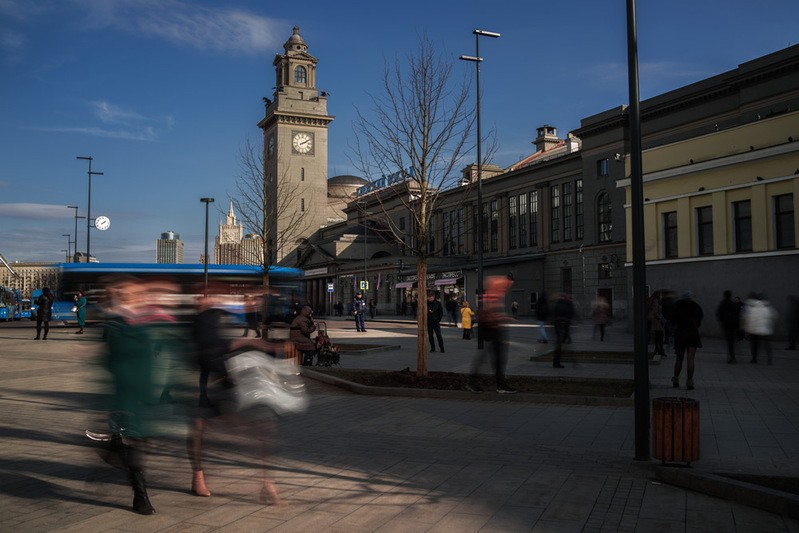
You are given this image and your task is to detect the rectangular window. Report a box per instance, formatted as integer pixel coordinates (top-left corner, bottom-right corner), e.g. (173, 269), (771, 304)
(576, 179), (584, 240)
(490, 199), (498, 252)
(733, 200), (752, 252)
(550, 186), (560, 243)
(300, 168), (305, 181)
(518, 193), (528, 248)
(300, 198), (305, 212)
(597, 158), (609, 177)
(399, 216), (405, 231)
(482, 203), (490, 252)
(508, 196), (517, 249)
(663, 211), (678, 258)
(529, 190), (539, 246)
(529, 291), (538, 311)
(442, 211), (450, 256)
(457, 208), (465, 254)
(563, 182), (573, 241)
(696, 206), (713, 256)
(473, 206), (479, 252)
(428, 216), (436, 254)
(561, 267), (572, 293)
(775, 194), (795, 249)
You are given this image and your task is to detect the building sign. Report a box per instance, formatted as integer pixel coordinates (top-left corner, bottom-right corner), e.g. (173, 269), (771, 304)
(356, 167), (414, 197)
(304, 267), (327, 276)
(359, 280), (369, 290)
(327, 283), (334, 293)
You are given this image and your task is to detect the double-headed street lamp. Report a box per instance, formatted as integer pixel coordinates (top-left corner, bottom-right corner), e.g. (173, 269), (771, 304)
(200, 197), (215, 296)
(76, 156), (104, 262)
(62, 234), (71, 263)
(460, 28), (500, 349)
(67, 206), (81, 262)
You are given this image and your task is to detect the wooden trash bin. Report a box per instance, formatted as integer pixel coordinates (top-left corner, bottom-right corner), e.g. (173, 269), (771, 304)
(652, 397), (700, 465)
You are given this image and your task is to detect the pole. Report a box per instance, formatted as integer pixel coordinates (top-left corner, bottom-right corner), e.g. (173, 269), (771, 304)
(626, 0), (650, 461)
(68, 206), (79, 262)
(201, 198), (215, 297)
(77, 157), (103, 262)
(62, 234), (71, 263)
(460, 29), (499, 349)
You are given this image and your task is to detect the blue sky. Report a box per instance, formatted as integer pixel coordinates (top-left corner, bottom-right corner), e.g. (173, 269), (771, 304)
(2, 0), (797, 264)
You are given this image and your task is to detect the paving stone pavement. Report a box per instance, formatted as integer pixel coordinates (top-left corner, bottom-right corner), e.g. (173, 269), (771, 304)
(0, 317), (797, 532)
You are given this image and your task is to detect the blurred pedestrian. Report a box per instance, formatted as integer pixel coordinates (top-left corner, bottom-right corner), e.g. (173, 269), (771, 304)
(426, 292), (445, 352)
(74, 290), (87, 334)
(352, 292), (367, 332)
(742, 293), (778, 365)
(536, 292), (549, 343)
(242, 294), (262, 338)
(734, 296), (746, 341)
(511, 299), (519, 318)
(291, 305), (317, 366)
(468, 276), (516, 394)
(649, 291), (666, 356)
(446, 294), (459, 326)
(460, 300), (474, 340)
(592, 297), (610, 341)
(786, 295), (798, 351)
(552, 292), (574, 369)
(670, 291), (703, 390)
(661, 290), (677, 348)
(368, 298), (376, 319)
(34, 287), (53, 340)
(716, 290), (741, 364)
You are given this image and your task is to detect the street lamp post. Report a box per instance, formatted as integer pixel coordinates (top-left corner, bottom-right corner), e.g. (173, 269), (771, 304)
(76, 157), (104, 262)
(62, 234), (71, 263)
(200, 198), (215, 296)
(460, 28), (500, 349)
(67, 206), (80, 262)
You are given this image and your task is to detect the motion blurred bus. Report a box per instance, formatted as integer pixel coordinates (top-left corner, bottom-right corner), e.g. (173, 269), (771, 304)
(58, 262), (305, 325)
(0, 286), (19, 321)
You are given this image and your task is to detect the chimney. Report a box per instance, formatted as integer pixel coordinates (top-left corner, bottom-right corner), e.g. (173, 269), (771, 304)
(534, 125), (560, 152)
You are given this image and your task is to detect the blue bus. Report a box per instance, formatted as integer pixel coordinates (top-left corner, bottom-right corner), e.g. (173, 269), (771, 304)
(58, 262), (305, 324)
(0, 286), (19, 321)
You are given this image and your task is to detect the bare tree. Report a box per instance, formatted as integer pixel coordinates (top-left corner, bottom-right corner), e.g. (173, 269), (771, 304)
(351, 35), (478, 376)
(231, 137), (313, 299)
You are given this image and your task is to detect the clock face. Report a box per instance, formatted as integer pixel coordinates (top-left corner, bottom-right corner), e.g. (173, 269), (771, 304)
(95, 216), (110, 231)
(292, 131), (313, 154)
(268, 134), (275, 156)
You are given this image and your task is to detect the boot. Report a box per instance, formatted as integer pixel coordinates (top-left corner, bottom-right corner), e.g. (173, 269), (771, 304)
(192, 470), (211, 497)
(130, 469), (156, 515)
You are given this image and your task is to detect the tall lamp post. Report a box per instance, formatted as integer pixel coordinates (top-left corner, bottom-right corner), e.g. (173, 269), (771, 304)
(62, 234), (71, 263)
(67, 206), (81, 262)
(460, 28), (500, 349)
(200, 198), (215, 296)
(76, 156), (104, 262)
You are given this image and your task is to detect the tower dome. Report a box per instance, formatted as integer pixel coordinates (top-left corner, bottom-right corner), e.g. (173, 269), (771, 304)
(284, 26), (307, 53)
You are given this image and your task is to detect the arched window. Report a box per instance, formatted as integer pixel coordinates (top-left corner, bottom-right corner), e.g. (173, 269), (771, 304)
(294, 65), (307, 85)
(598, 192), (612, 242)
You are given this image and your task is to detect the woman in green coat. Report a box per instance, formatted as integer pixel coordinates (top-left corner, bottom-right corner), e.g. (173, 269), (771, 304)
(75, 290), (87, 334)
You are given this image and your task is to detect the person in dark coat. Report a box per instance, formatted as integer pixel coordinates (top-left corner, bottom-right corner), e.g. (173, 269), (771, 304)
(536, 292), (549, 343)
(242, 294), (261, 338)
(786, 295), (799, 351)
(290, 305), (317, 366)
(352, 292), (367, 332)
(716, 290), (741, 363)
(34, 287), (53, 340)
(426, 293), (445, 352)
(670, 291), (703, 390)
(551, 293), (575, 369)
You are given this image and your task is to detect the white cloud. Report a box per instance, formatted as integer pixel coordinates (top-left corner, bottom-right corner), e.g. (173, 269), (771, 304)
(82, 0), (283, 54)
(91, 100), (149, 125)
(33, 125), (159, 142)
(0, 203), (77, 220)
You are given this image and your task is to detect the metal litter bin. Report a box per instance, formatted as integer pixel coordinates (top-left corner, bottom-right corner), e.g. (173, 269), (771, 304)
(652, 397), (700, 465)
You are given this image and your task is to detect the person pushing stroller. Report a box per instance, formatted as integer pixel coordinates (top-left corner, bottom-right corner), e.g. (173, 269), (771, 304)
(291, 305), (317, 366)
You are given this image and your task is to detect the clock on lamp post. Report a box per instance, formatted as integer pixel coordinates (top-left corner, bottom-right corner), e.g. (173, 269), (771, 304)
(95, 216), (111, 231)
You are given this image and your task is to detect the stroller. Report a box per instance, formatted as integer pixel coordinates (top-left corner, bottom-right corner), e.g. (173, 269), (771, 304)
(313, 322), (340, 367)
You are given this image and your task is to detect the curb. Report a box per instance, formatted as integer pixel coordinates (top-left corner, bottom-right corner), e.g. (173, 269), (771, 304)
(655, 467), (799, 518)
(300, 368), (634, 406)
(338, 344), (402, 355)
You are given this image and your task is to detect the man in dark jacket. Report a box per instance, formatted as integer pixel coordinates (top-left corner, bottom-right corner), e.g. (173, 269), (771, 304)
(536, 293), (549, 343)
(551, 293), (575, 369)
(352, 292), (367, 332)
(34, 287), (53, 340)
(716, 290), (740, 363)
(426, 293), (445, 352)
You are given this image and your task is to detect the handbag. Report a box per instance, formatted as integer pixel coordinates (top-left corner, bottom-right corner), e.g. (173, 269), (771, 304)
(225, 350), (308, 415)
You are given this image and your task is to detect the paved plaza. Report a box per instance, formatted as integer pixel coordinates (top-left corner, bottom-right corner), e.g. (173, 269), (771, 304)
(1, 315), (798, 532)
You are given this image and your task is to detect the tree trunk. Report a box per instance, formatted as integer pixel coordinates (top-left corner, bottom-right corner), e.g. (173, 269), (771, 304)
(416, 260), (428, 376)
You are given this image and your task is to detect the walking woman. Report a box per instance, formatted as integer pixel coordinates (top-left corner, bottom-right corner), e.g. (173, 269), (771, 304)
(74, 290), (87, 334)
(34, 288), (53, 340)
(460, 300), (475, 340)
(670, 291), (703, 390)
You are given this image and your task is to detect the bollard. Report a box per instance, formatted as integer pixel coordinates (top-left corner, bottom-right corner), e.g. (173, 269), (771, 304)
(652, 397), (700, 465)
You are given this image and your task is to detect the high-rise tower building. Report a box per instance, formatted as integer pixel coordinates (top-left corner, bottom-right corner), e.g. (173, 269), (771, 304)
(156, 231), (184, 264)
(214, 201), (244, 264)
(258, 26), (334, 264)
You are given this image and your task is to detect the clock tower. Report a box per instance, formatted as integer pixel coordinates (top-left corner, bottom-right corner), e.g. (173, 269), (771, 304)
(258, 26), (334, 264)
